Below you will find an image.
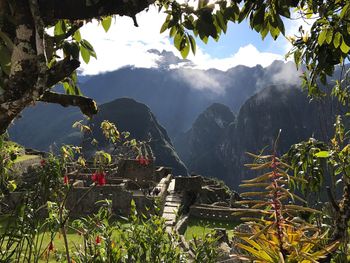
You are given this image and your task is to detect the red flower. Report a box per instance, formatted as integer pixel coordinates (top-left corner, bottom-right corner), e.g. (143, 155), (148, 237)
(92, 172), (106, 186)
(137, 156), (150, 166)
(95, 235), (101, 244)
(63, 175), (69, 185)
(40, 159), (46, 166)
(48, 241), (54, 251)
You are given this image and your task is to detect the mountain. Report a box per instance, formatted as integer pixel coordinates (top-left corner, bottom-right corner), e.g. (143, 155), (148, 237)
(81, 98), (188, 175)
(9, 104), (83, 151)
(175, 103), (235, 178)
(9, 57), (301, 150)
(175, 85), (337, 187)
(80, 60), (299, 137)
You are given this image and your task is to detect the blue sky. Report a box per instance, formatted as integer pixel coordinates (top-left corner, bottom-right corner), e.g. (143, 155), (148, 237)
(78, 7), (299, 75)
(196, 20), (286, 58)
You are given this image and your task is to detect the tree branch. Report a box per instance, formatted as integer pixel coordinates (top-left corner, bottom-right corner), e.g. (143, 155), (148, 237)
(47, 58), (80, 87)
(39, 0), (155, 25)
(40, 92), (98, 117)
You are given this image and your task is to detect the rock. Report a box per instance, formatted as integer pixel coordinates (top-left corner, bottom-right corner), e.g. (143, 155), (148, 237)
(212, 201), (229, 207)
(73, 180), (84, 187)
(174, 175), (202, 192)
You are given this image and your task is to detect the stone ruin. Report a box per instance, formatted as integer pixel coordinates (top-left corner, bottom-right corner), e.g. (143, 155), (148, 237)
(3, 151), (248, 262)
(64, 158), (174, 217)
(170, 175), (244, 223)
(3, 150), (245, 227)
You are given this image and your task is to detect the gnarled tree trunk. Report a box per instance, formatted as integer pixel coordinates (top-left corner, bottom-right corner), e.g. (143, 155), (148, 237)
(0, 0), (153, 134)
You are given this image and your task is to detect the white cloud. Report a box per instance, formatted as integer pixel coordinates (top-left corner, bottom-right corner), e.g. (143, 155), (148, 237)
(187, 44), (283, 70)
(174, 68), (226, 94)
(78, 6), (285, 75)
(79, 6), (175, 75)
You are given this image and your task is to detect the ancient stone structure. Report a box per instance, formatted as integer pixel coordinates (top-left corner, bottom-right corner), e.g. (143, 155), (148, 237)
(189, 204), (241, 222)
(65, 159), (173, 217)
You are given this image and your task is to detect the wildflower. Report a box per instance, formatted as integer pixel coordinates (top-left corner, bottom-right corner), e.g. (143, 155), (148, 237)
(63, 175), (69, 185)
(137, 156), (150, 166)
(95, 235), (101, 244)
(92, 172), (106, 186)
(40, 159), (46, 166)
(48, 241), (54, 251)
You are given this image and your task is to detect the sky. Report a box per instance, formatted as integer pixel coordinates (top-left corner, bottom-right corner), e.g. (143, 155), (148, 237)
(78, 6), (303, 75)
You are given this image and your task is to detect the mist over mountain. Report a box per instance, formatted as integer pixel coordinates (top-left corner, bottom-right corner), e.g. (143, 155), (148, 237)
(175, 85), (339, 187)
(8, 51), (309, 186)
(9, 50), (301, 151)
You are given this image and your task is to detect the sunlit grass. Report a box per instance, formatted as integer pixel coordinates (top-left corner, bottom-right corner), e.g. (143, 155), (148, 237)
(14, 154), (40, 163)
(184, 217), (238, 240)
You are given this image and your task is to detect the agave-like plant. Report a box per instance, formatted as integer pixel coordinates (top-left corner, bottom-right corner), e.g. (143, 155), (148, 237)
(234, 221), (339, 263)
(231, 132), (339, 262)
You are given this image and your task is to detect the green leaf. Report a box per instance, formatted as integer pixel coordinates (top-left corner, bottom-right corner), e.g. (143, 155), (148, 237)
(317, 29), (327, 46)
(54, 20), (66, 36)
(260, 27), (269, 40)
(63, 82), (74, 94)
(275, 15), (285, 36)
(333, 32), (342, 48)
(180, 36), (190, 59)
(80, 39), (97, 59)
(188, 34), (196, 55)
(340, 3), (350, 19)
(160, 14), (171, 33)
(215, 11), (227, 33)
(340, 39), (350, 54)
(326, 28), (333, 44)
(269, 25), (280, 40)
(169, 26), (177, 38)
(293, 49), (302, 66)
(80, 45), (90, 64)
(101, 16), (112, 32)
(314, 151), (330, 158)
(73, 30), (82, 42)
(174, 31), (183, 51)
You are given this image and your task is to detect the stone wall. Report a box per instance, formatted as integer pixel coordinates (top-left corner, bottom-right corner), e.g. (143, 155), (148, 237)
(117, 159), (154, 181)
(66, 185), (155, 217)
(154, 166), (172, 182)
(174, 175), (203, 192)
(189, 204), (241, 222)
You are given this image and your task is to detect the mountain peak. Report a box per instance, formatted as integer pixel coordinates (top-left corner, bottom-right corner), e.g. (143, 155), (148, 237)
(83, 98), (188, 175)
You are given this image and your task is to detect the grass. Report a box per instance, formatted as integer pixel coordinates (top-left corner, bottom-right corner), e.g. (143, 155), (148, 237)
(14, 154), (40, 163)
(38, 231), (84, 262)
(184, 217), (238, 241)
(0, 216), (128, 263)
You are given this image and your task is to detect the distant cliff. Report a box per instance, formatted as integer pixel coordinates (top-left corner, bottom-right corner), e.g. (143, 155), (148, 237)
(9, 59), (301, 149)
(175, 85), (337, 187)
(82, 98), (188, 175)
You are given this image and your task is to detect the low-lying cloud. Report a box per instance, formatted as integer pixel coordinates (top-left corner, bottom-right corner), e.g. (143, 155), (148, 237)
(78, 7), (285, 75)
(174, 68), (228, 94)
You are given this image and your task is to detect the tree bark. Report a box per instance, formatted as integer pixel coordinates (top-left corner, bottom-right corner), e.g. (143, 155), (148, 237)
(39, 0), (154, 25)
(40, 92), (98, 117)
(0, 0), (155, 134)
